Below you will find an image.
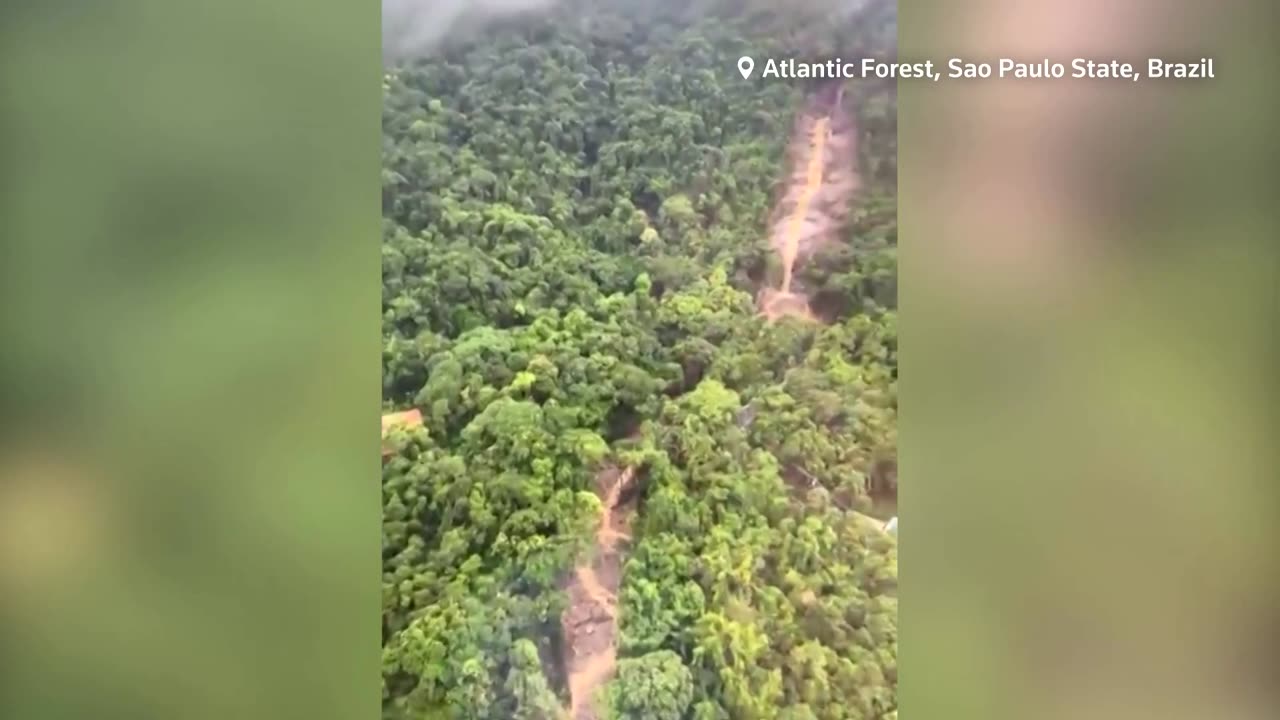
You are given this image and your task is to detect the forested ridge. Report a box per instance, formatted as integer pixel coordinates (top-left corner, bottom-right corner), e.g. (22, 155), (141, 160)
(382, 1), (898, 718)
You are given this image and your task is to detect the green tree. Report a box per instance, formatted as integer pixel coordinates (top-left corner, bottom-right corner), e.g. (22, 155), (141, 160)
(505, 640), (563, 720)
(606, 651), (694, 720)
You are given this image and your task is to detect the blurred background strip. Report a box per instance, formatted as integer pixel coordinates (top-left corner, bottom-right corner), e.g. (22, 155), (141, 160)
(0, 2), (381, 720)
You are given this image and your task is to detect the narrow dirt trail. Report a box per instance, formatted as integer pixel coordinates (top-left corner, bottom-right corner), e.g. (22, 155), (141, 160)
(780, 116), (829, 295)
(561, 466), (635, 720)
(760, 88), (860, 321)
(555, 89), (861, 718)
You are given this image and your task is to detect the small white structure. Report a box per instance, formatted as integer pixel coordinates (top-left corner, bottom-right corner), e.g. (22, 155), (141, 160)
(883, 516), (898, 535)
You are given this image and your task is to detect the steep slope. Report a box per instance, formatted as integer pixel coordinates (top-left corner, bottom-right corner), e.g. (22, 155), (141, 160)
(760, 88), (861, 322)
(562, 466), (635, 719)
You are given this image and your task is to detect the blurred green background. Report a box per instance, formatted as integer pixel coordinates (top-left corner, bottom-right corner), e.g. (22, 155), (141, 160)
(2, 1), (1275, 719)
(901, 1), (1277, 719)
(1, 2), (379, 719)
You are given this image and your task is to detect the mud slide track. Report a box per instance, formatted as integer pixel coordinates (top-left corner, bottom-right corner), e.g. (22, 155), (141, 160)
(557, 91), (859, 718)
(780, 116), (829, 295)
(760, 89), (860, 321)
(561, 466), (635, 720)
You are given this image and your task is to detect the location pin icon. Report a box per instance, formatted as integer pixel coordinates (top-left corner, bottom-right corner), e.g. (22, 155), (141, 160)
(738, 56), (754, 79)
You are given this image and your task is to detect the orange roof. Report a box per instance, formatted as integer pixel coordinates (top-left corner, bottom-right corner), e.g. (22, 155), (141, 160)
(381, 409), (423, 436)
(382, 409), (424, 458)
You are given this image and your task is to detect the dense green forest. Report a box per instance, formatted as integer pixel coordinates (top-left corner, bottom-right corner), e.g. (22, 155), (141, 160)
(382, 1), (898, 718)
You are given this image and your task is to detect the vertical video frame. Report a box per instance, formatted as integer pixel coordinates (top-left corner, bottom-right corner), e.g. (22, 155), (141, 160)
(382, 2), (898, 718)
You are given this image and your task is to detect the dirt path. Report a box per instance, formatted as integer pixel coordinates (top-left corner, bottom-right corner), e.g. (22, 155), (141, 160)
(780, 116), (829, 295)
(759, 90), (860, 321)
(554, 91), (861, 717)
(561, 465), (636, 720)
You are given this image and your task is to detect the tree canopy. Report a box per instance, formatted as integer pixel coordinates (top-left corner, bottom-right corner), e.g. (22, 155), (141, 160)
(382, 1), (898, 718)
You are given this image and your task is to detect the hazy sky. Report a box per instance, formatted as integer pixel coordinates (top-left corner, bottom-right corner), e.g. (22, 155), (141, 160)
(383, 0), (561, 61)
(381, 1), (890, 62)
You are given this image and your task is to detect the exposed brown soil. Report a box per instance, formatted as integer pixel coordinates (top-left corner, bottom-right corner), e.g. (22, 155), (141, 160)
(759, 93), (861, 322)
(555, 91), (865, 717)
(560, 465), (636, 720)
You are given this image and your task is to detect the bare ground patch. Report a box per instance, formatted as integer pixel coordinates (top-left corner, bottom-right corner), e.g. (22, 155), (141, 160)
(560, 466), (636, 720)
(760, 93), (861, 322)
